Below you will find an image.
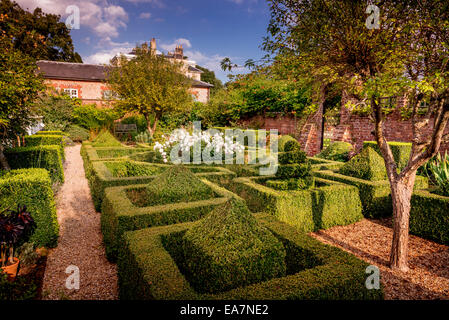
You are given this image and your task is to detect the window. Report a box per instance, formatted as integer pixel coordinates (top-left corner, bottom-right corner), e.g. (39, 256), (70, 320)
(63, 88), (78, 98)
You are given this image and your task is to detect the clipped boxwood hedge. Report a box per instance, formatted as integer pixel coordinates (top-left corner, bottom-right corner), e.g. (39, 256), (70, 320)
(363, 141), (412, 170)
(118, 213), (383, 300)
(277, 135), (298, 152)
(227, 176), (363, 232)
(25, 134), (65, 160)
(5, 145), (64, 183)
(309, 157), (345, 171)
(0, 169), (59, 247)
(316, 141), (353, 162)
(313, 169), (428, 218)
(101, 179), (237, 261)
(85, 160), (235, 211)
(410, 190), (449, 245)
(35, 130), (63, 136)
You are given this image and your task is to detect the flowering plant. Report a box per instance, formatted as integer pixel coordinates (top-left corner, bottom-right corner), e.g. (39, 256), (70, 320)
(153, 128), (245, 164)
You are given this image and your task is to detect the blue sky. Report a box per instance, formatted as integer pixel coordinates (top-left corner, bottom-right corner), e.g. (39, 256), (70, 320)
(16, 0), (271, 82)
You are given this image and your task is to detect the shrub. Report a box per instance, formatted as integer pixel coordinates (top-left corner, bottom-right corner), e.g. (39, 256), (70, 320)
(118, 213), (383, 300)
(363, 141), (411, 170)
(179, 199), (286, 293)
(309, 157), (345, 171)
(278, 149), (307, 164)
(36, 131), (63, 136)
(5, 146), (64, 183)
(91, 130), (123, 147)
(276, 163), (311, 179)
(101, 179), (235, 261)
(145, 166), (216, 206)
(105, 161), (165, 178)
(313, 170), (428, 218)
(410, 190), (449, 245)
(65, 125), (89, 142)
(228, 177), (363, 232)
(422, 152), (449, 196)
(278, 135), (299, 152)
(265, 176), (314, 191)
(24, 134), (64, 160)
(0, 169), (59, 247)
(72, 104), (119, 130)
(317, 142), (353, 162)
(339, 147), (387, 181)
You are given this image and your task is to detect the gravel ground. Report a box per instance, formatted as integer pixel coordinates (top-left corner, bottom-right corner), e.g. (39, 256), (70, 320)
(41, 144), (118, 300)
(310, 218), (449, 300)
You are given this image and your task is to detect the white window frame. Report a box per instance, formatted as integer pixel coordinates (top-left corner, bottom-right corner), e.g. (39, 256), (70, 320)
(63, 88), (78, 98)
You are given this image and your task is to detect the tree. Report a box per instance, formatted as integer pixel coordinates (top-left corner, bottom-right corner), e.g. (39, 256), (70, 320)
(107, 46), (193, 136)
(0, 0), (82, 62)
(194, 65), (223, 95)
(0, 36), (45, 170)
(265, 0), (449, 271)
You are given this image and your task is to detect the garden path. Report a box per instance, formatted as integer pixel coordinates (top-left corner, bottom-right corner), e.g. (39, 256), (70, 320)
(41, 144), (118, 300)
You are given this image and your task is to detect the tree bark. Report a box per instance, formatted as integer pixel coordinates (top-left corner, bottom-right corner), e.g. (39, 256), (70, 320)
(389, 173), (416, 272)
(0, 144), (10, 171)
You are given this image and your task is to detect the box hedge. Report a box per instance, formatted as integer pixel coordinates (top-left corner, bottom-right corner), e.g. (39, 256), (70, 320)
(118, 213), (383, 300)
(101, 178), (236, 261)
(227, 176), (363, 232)
(5, 145), (64, 183)
(363, 141), (412, 170)
(277, 135), (299, 152)
(313, 170), (428, 218)
(316, 141), (353, 162)
(179, 198), (286, 293)
(91, 130), (123, 147)
(36, 131), (63, 136)
(410, 190), (449, 245)
(85, 160), (235, 211)
(309, 157), (345, 171)
(0, 169), (59, 247)
(339, 147), (387, 181)
(25, 134), (65, 160)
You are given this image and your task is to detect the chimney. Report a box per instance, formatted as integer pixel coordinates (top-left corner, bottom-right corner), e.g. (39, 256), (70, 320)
(174, 44), (183, 60)
(150, 38), (157, 55)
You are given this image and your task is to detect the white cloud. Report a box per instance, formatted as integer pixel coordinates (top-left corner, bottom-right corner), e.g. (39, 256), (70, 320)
(160, 38), (192, 52)
(15, 0), (128, 39)
(84, 45), (134, 65)
(139, 12), (152, 19)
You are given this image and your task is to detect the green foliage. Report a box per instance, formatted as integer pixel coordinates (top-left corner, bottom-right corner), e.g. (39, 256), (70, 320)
(101, 179), (234, 261)
(120, 115), (149, 133)
(36, 131), (63, 136)
(118, 214), (382, 300)
(278, 150), (307, 165)
(363, 141), (412, 171)
(277, 135), (298, 152)
(195, 65), (223, 96)
(92, 130), (123, 148)
(35, 94), (81, 131)
(107, 45), (193, 135)
(0, 272), (37, 300)
(0, 37), (44, 162)
(0, 169), (59, 247)
(179, 199), (286, 293)
(229, 177), (363, 233)
(207, 74), (310, 125)
(317, 142), (353, 162)
(276, 163), (311, 179)
(266, 176), (314, 191)
(105, 161), (165, 178)
(65, 125), (89, 142)
(410, 191), (449, 245)
(421, 152), (449, 196)
(145, 166), (215, 206)
(339, 147), (387, 181)
(134, 131), (153, 144)
(0, 0), (82, 62)
(5, 146), (64, 183)
(313, 170), (428, 218)
(72, 104), (119, 130)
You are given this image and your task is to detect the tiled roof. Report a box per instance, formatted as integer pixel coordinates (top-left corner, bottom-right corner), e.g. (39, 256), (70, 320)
(188, 65), (203, 73)
(36, 60), (108, 81)
(191, 79), (213, 88)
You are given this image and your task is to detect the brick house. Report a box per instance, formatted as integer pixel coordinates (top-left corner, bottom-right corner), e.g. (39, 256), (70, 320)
(36, 39), (213, 105)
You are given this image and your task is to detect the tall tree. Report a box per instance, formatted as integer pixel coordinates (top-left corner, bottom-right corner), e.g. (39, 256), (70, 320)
(0, 35), (44, 170)
(0, 0), (82, 62)
(107, 46), (193, 136)
(195, 65), (223, 95)
(265, 0), (449, 271)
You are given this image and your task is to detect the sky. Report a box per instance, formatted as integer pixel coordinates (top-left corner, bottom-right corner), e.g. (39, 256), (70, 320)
(14, 0), (271, 82)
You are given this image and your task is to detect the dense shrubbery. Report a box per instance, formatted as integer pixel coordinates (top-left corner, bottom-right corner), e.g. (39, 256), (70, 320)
(0, 169), (59, 247)
(5, 145), (64, 183)
(118, 213), (382, 300)
(73, 104), (120, 131)
(339, 147), (387, 181)
(65, 125), (90, 142)
(91, 130), (123, 147)
(105, 161), (164, 178)
(317, 142), (353, 162)
(363, 141), (411, 170)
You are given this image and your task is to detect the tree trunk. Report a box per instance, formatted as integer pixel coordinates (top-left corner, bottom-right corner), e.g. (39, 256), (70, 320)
(147, 114), (159, 137)
(0, 144), (10, 171)
(389, 173), (416, 272)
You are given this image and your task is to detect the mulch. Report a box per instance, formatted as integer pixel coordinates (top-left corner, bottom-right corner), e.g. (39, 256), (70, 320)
(310, 218), (449, 300)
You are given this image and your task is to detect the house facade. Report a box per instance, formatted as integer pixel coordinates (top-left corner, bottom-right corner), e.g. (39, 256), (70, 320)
(36, 39), (213, 105)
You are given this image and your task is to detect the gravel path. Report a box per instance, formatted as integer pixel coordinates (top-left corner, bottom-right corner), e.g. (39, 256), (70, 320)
(41, 144), (118, 300)
(310, 218), (449, 300)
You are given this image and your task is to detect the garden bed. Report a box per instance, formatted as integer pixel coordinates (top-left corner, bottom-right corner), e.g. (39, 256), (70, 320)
(118, 213), (382, 300)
